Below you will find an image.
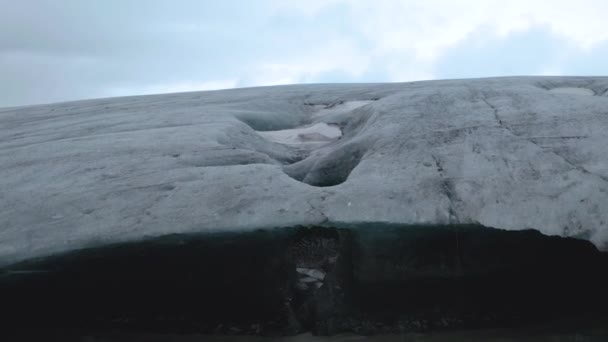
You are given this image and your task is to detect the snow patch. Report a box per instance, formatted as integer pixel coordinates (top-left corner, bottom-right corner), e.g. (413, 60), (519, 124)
(296, 267), (326, 280)
(549, 87), (595, 96)
(257, 122), (341, 147)
(295, 267), (326, 291)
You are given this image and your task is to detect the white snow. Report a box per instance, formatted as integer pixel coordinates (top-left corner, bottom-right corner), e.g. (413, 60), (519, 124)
(549, 87), (595, 96)
(296, 267), (326, 280)
(257, 122), (341, 147)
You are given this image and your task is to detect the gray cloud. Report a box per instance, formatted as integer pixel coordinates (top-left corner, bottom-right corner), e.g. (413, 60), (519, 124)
(0, 1), (278, 106)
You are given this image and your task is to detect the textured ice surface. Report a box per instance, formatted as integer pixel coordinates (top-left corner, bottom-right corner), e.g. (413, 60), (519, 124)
(1, 77), (608, 265)
(312, 100), (375, 118)
(549, 87), (596, 96)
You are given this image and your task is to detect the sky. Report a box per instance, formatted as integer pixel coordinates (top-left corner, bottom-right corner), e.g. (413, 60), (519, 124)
(1, 0), (608, 107)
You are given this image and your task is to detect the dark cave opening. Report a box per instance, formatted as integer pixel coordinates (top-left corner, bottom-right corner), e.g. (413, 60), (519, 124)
(1, 224), (607, 339)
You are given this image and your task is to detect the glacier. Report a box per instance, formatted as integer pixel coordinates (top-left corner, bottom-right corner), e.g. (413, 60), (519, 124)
(1, 76), (608, 337)
(1, 76), (608, 265)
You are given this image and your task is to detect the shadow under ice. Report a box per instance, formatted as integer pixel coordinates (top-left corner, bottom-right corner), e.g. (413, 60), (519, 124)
(1, 224), (607, 340)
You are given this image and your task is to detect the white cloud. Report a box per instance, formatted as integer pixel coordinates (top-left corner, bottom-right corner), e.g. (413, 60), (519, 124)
(3, 0), (608, 106)
(275, 0), (608, 81)
(268, 0), (344, 16)
(246, 39), (370, 86)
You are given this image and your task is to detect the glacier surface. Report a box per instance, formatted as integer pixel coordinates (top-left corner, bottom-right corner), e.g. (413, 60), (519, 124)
(1, 76), (608, 265)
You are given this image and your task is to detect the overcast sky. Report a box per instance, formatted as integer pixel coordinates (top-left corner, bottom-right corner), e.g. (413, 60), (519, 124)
(1, 0), (608, 107)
